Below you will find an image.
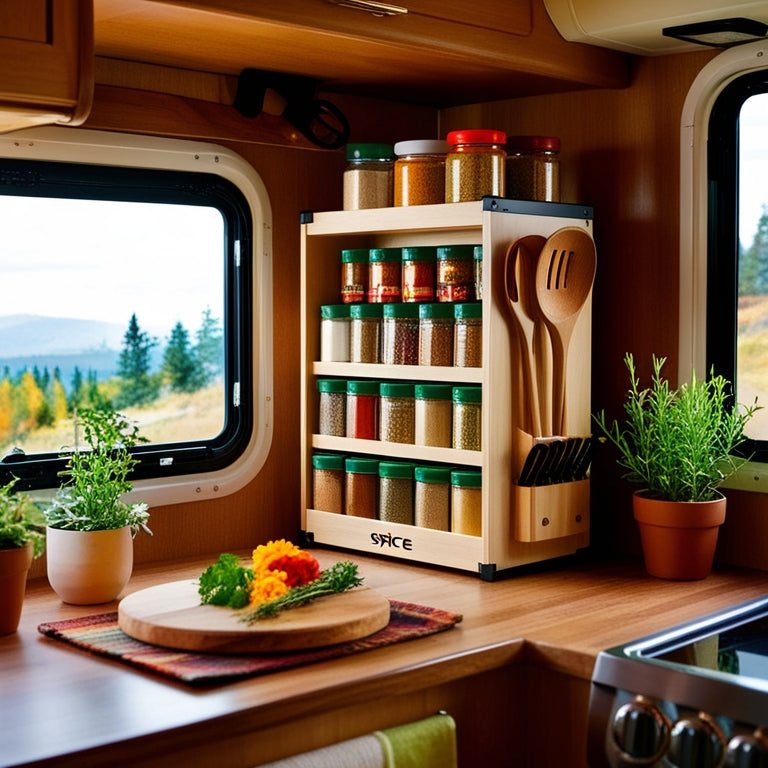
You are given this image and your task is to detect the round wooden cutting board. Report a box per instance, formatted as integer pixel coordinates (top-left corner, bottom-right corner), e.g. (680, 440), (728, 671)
(118, 580), (391, 653)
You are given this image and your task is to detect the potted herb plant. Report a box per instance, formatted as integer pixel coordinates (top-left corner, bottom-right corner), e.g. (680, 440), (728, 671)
(593, 353), (759, 580)
(0, 479), (45, 634)
(44, 407), (151, 605)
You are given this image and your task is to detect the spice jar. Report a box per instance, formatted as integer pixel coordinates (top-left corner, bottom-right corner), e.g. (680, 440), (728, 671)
(381, 303), (419, 366)
(312, 453), (345, 514)
(346, 379), (379, 440)
(340, 248), (368, 303)
(343, 143), (394, 210)
(401, 245), (437, 303)
(473, 245), (483, 301)
(454, 303), (482, 368)
(378, 461), (415, 525)
(452, 386), (482, 451)
(445, 129), (506, 203)
(418, 303), (454, 367)
(345, 457), (379, 519)
(393, 139), (448, 207)
(317, 378), (346, 436)
(350, 304), (382, 364)
(414, 465), (451, 531)
(437, 244), (476, 302)
(368, 247), (402, 303)
(505, 135), (561, 202)
(451, 469), (482, 536)
(379, 381), (415, 444)
(414, 383), (452, 448)
(320, 304), (351, 362)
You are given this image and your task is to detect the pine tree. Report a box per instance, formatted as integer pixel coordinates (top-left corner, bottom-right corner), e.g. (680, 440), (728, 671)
(69, 366), (84, 410)
(162, 322), (198, 393)
(740, 205), (768, 295)
(117, 314), (158, 406)
(194, 307), (224, 387)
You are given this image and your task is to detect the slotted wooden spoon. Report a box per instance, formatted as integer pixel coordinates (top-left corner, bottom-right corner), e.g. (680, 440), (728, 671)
(535, 228), (596, 436)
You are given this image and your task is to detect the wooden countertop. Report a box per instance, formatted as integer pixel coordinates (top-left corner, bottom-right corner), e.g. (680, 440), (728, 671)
(3, 550), (768, 767)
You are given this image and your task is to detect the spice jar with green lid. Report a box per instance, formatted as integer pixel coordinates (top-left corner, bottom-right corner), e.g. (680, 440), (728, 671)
(401, 245), (437, 303)
(414, 383), (452, 448)
(445, 129), (506, 203)
(312, 453), (345, 514)
(350, 303), (382, 364)
(320, 304), (351, 362)
(451, 469), (482, 536)
(368, 247), (402, 303)
(437, 244), (477, 302)
(379, 381), (415, 444)
(473, 245), (483, 301)
(452, 385), (482, 451)
(414, 465), (451, 531)
(340, 248), (369, 304)
(317, 378), (346, 436)
(382, 303), (419, 366)
(505, 135), (560, 202)
(454, 303), (482, 368)
(378, 461), (415, 525)
(418, 303), (454, 367)
(343, 143), (395, 210)
(346, 379), (379, 440)
(345, 457), (379, 519)
(394, 139), (448, 206)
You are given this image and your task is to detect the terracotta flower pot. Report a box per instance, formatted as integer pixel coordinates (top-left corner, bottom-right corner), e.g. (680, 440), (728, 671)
(633, 491), (727, 581)
(0, 542), (33, 635)
(46, 526), (133, 605)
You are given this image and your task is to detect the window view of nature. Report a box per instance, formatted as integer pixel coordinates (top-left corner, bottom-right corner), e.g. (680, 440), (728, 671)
(738, 93), (768, 441)
(0, 196), (225, 460)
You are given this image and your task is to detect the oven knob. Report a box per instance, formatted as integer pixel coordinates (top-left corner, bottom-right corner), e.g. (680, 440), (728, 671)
(612, 697), (670, 764)
(668, 714), (725, 768)
(725, 730), (768, 767)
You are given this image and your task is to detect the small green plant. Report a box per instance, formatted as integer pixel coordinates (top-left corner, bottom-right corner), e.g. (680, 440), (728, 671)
(593, 353), (760, 502)
(44, 407), (151, 536)
(0, 479), (45, 557)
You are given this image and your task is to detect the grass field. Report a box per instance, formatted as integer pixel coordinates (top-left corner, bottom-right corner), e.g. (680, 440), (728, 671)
(738, 294), (768, 438)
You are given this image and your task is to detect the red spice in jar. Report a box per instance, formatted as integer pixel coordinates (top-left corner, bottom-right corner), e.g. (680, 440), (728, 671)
(368, 247), (401, 303)
(401, 246), (436, 303)
(345, 379), (379, 440)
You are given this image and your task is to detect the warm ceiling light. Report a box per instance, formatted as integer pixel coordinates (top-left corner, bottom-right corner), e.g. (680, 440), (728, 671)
(663, 17), (768, 48)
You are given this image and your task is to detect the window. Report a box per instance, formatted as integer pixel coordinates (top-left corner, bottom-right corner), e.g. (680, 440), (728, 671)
(0, 127), (273, 505)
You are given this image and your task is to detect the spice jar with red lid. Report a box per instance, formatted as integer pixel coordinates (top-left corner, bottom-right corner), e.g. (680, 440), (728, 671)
(445, 129), (506, 203)
(505, 135), (561, 202)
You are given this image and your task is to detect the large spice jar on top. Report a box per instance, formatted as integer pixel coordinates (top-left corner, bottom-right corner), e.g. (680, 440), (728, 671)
(505, 135), (560, 202)
(343, 143), (394, 210)
(445, 129), (506, 203)
(393, 139), (448, 206)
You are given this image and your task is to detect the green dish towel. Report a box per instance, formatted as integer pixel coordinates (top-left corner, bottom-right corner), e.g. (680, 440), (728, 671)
(376, 713), (457, 768)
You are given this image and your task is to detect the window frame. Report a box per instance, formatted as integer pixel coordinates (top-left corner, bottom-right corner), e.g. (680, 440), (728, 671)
(0, 126), (273, 506)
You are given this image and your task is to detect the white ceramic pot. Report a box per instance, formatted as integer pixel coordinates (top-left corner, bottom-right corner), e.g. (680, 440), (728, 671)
(46, 526), (133, 605)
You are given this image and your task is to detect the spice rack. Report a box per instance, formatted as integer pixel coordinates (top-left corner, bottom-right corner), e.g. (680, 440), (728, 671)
(300, 198), (594, 579)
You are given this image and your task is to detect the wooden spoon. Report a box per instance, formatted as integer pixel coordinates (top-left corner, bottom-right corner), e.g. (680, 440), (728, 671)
(535, 228), (596, 436)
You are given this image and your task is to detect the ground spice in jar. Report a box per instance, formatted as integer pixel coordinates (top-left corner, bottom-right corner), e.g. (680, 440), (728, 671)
(505, 135), (560, 202)
(418, 303), (454, 367)
(414, 383), (452, 448)
(346, 379), (379, 440)
(345, 457), (379, 518)
(312, 453), (345, 514)
(394, 139), (448, 206)
(451, 469), (482, 536)
(350, 304), (382, 363)
(414, 465), (451, 531)
(473, 245), (483, 301)
(401, 245), (436, 303)
(317, 378), (347, 436)
(340, 248), (368, 303)
(452, 386), (482, 451)
(368, 247), (402, 303)
(437, 244), (477, 302)
(381, 303), (419, 365)
(445, 129), (506, 203)
(379, 381), (415, 444)
(454, 303), (482, 368)
(343, 143), (394, 210)
(320, 304), (351, 362)
(378, 461), (415, 525)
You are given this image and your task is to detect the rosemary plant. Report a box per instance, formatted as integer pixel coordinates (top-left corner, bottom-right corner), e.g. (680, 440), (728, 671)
(593, 353), (760, 503)
(44, 407), (151, 536)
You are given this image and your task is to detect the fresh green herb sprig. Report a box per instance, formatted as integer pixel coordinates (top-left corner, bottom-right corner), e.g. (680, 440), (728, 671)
(240, 561), (363, 623)
(198, 553), (253, 609)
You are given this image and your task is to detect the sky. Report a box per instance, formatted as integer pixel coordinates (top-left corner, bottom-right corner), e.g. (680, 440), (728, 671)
(740, 92), (768, 247)
(0, 197), (224, 336)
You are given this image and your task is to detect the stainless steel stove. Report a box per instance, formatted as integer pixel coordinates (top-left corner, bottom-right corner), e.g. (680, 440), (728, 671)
(588, 595), (768, 767)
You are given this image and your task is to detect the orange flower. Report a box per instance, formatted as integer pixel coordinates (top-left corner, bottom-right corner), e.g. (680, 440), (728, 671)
(248, 540), (321, 606)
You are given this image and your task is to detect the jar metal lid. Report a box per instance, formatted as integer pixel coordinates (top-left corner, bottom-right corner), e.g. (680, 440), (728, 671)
(312, 453), (345, 470)
(454, 302), (482, 319)
(394, 139), (449, 156)
(350, 303), (383, 318)
(345, 457), (379, 474)
(317, 378), (347, 393)
(506, 135), (561, 152)
(437, 244), (476, 261)
(452, 385), (482, 403)
(414, 465), (452, 483)
(320, 304), (351, 319)
(446, 129), (506, 146)
(383, 302), (420, 318)
(346, 143), (395, 161)
(347, 379), (380, 395)
(380, 381), (415, 397)
(451, 469), (482, 488)
(369, 247), (402, 263)
(414, 383), (452, 400)
(378, 461), (416, 479)
(418, 302), (454, 319)
(341, 248), (369, 263)
(401, 246), (437, 262)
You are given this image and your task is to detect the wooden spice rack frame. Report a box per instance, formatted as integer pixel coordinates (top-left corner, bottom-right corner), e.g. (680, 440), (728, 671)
(300, 198), (594, 579)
